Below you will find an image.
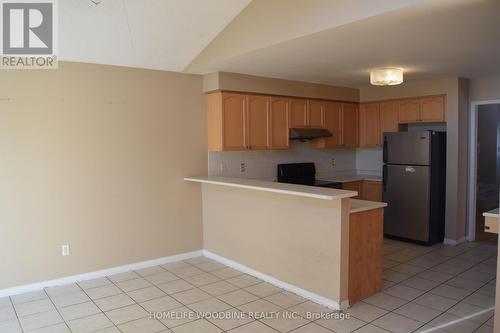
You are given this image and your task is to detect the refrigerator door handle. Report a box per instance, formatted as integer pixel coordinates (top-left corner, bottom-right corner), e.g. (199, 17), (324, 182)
(383, 165), (388, 192)
(383, 137), (388, 163)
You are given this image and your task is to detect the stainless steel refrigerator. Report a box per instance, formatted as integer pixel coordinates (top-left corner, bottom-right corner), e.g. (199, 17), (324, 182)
(382, 131), (446, 245)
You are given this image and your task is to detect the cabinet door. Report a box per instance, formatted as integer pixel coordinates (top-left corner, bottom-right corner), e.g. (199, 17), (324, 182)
(289, 98), (308, 128)
(362, 181), (383, 202)
(343, 181), (363, 198)
(222, 92), (247, 150)
(420, 96), (445, 122)
(341, 103), (359, 148)
(398, 99), (420, 123)
(323, 101), (342, 148)
(380, 101), (399, 135)
(307, 100), (325, 128)
(359, 103), (381, 147)
(269, 97), (289, 149)
(247, 95), (270, 150)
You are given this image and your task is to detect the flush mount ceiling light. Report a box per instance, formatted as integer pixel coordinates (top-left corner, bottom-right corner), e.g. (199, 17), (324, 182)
(370, 67), (404, 86)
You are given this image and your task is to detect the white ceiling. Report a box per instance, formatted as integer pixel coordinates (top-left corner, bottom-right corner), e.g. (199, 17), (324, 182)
(188, 0), (500, 87)
(59, 0), (251, 71)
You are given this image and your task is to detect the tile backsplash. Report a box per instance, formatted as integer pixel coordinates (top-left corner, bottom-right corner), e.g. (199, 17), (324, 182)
(208, 141), (382, 180)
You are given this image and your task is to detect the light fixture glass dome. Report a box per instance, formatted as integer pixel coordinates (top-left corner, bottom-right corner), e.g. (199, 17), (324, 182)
(370, 68), (404, 86)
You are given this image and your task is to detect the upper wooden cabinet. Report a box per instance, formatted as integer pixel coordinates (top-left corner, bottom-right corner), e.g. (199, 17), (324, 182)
(220, 92), (247, 151)
(289, 98), (308, 128)
(208, 92), (288, 151)
(247, 95), (270, 150)
(310, 101), (342, 149)
(379, 101), (399, 134)
(307, 100), (325, 128)
(398, 95), (446, 123)
(359, 103), (381, 147)
(269, 97), (289, 149)
(420, 96), (446, 122)
(342, 103), (359, 148)
(398, 99), (420, 123)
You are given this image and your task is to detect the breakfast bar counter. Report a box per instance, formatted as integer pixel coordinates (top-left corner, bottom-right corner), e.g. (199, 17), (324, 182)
(185, 176), (386, 309)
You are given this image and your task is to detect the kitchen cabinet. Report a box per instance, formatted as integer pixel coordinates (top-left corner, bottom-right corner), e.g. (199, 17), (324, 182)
(359, 103), (381, 147)
(207, 92), (288, 151)
(349, 208), (383, 303)
(343, 181), (363, 199)
(342, 103), (359, 148)
(289, 98), (308, 128)
(380, 101), (400, 134)
(307, 100), (325, 128)
(420, 96), (445, 122)
(247, 95), (270, 150)
(310, 101), (342, 149)
(398, 98), (420, 123)
(362, 181), (383, 202)
(218, 92), (247, 151)
(399, 95), (446, 123)
(269, 97), (289, 149)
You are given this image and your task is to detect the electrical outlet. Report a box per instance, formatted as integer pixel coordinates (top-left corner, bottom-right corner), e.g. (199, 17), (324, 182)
(62, 244), (70, 256)
(240, 162), (246, 173)
(331, 158), (336, 168)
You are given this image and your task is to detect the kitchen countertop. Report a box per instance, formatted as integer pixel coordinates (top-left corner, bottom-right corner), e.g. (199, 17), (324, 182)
(185, 176), (358, 201)
(350, 199), (387, 214)
(317, 173), (382, 183)
(483, 208), (499, 218)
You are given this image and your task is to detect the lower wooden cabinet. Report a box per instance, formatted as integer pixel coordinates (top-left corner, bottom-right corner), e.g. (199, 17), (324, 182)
(362, 181), (383, 202)
(349, 208), (383, 303)
(343, 181), (363, 199)
(344, 180), (383, 201)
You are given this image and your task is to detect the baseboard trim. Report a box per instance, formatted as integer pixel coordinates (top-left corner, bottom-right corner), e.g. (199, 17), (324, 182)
(0, 250), (203, 298)
(443, 237), (467, 246)
(203, 250), (347, 310)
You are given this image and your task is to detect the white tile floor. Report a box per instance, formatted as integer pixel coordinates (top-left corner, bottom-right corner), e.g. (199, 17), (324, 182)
(0, 239), (497, 332)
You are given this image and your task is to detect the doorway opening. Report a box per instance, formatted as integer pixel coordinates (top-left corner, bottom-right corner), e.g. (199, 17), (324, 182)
(468, 101), (500, 242)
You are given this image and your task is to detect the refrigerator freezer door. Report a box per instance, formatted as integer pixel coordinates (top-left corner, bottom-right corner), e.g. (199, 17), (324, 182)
(383, 164), (431, 242)
(384, 131), (431, 166)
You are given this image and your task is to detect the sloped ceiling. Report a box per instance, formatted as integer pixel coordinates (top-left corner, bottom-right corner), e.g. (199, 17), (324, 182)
(59, 0), (252, 71)
(194, 0), (500, 87)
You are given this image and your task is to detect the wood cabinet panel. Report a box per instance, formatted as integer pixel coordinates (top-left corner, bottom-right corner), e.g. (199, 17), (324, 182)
(398, 99), (420, 123)
(343, 181), (363, 198)
(269, 97), (289, 149)
(341, 103), (359, 148)
(362, 181), (383, 202)
(420, 96), (445, 122)
(289, 98), (308, 128)
(349, 208), (383, 303)
(359, 103), (381, 147)
(307, 100), (325, 128)
(222, 92), (247, 150)
(380, 101), (399, 135)
(247, 95), (269, 150)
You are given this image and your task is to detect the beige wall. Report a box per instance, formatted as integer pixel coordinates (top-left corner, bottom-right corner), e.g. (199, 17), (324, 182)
(201, 184), (350, 305)
(360, 77), (469, 242)
(203, 72), (359, 102)
(469, 75), (500, 102)
(0, 62), (206, 290)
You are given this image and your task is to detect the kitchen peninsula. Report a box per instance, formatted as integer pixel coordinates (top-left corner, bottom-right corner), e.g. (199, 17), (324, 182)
(185, 176), (387, 309)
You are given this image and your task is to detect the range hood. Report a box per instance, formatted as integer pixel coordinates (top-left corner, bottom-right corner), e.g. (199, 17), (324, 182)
(289, 128), (333, 141)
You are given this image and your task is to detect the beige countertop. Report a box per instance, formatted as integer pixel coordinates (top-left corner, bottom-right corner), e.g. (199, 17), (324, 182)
(350, 199), (387, 214)
(185, 176), (358, 201)
(317, 173), (382, 183)
(483, 208), (499, 218)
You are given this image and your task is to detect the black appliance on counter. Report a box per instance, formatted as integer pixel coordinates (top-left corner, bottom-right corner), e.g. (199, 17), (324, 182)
(277, 163), (343, 189)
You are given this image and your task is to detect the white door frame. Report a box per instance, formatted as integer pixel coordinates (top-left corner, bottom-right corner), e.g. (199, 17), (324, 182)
(467, 99), (500, 241)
